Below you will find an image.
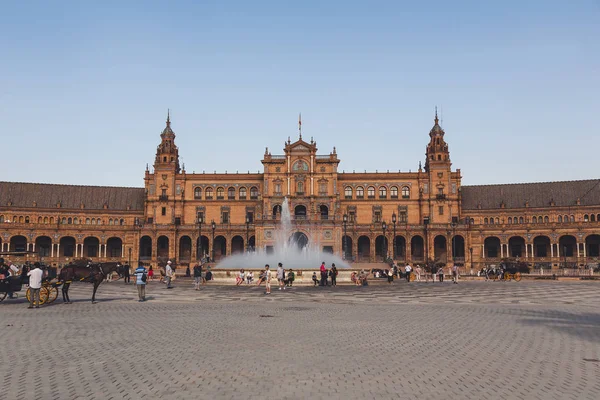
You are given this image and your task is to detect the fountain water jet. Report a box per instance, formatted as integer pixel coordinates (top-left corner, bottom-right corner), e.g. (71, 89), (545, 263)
(215, 197), (351, 269)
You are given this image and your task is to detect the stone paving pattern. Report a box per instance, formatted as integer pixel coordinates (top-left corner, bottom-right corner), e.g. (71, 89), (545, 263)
(2, 280), (600, 399)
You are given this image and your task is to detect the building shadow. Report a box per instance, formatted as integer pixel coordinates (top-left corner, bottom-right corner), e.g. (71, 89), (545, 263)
(513, 308), (600, 344)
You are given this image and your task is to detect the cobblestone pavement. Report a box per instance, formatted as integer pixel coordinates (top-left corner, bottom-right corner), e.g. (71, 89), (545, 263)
(1, 281), (600, 399)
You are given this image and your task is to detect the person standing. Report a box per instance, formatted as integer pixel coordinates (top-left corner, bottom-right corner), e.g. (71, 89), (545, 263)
(277, 263), (285, 290)
(193, 263), (202, 290)
(27, 263), (44, 309)
(452, 264), (459, 284)
(123, 264), (131, 284)
(148, 265), (154, 281)
(415, 265), (422, 282)
(165, 261), (174, 289)
(437, 266), (444, 283)
(319, 262), (327, 286)
(135, 264), (147, 301)
(264, 264), (272, 295)
(330, 264), (338, 286)
(405, 263), (412, 282)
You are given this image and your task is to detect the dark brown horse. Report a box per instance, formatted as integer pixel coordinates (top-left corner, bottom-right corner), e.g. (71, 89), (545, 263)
(58, 260), (123, 303)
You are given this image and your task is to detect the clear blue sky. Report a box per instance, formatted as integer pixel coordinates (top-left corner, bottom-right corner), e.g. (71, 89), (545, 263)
(1, 1), (598, 187)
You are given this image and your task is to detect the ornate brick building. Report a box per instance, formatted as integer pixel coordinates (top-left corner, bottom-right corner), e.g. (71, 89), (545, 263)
(1, 112), (599, 270)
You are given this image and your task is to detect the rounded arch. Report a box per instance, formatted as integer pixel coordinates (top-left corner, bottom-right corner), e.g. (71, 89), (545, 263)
(227, 187), (236, 199)
(248, 235), (256, 252)
(344, 186), (353, 199)
(294, 205), (307, 219)
(83, 236), (100, 258)
(367, 186), (376, 198)
(390, 186), (399, 198)
(139, 236), (152, 260)
(452, 235), (465, 259)
(179, 235), (192, 261)
(411, 235), (424, 260)
(508, 236), (526, 257)
(533, 235), (551, 258)
(559, 235), (577, 257)
(585, 234), (600, 258)
(216, 187), (225, 199)
(231, 235), (244, 254)
(378, 186), (387, 199)
(342, 235), (353, 260)
(194, 187), (202, 199)
(357, 235), (371, 261)
(272, 204), (282, 219)
(107, 237), (123, 258)
(433, 235), (447, 263)
(196, 235), (209, 261)
(484, 237), (501, 258)
(401, 186), (410, 199)
(394, 235), (406, 260)
(213, 235), (227, 260)
(35, 236), (52, 257)
(375, 235), (388, 260)
(239, 187), (247, 199)
(290, 232), (309, 249)
(59, 236), (76, 258)
(157, 235), (170, 260)
(205, 187), (214, 199)
(9, 235), (27, 253)
(250, 186), (259, 199)
(319, 205), (329, 220)
(292, 159), (309, 172)
(356, 186), (364, 198)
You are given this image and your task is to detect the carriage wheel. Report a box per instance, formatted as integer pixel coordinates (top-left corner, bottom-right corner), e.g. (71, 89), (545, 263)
(46, 286), (59, 303)
(0, 292), (7, 302)
(514, 272), (522, 282)
(26, 287), (32, 303)
(27, 287), (49, 305)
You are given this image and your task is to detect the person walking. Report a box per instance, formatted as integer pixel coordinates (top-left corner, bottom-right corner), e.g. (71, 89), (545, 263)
(330, 264), (338, 286)
(135, 264), (147, 301)
(277, 263), (285, 290)
(148, 265), (154, 281)
(165, 261), (174, 289)
(437, 266), (444, 283)
(319, 262), (327, 286)
(264, 264), (272, 295)
(452, 264), (459, 284)
(26, 263), (43, 309)
(387, 268), (394, 284)
(193, 263), (202, 290)
(405, 263), (412, 282)
(415, 265), (422, 282)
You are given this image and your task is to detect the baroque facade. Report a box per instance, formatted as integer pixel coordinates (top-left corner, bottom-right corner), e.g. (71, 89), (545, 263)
(1, 112), (599, 270)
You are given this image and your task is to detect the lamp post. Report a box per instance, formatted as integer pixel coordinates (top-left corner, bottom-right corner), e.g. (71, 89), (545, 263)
(382, 221), (387, 262)
(211, 220), (216, 263)
(197, 214), (203, 262)
(469, 246), (474, 273)
(451, 222), (457, 263)
(563, 245), (567, 269)
(343, 214), (348, 260)
(392, 213), (397, 260)
(128, 247), (132, 267)
(245, 215), (250, 253)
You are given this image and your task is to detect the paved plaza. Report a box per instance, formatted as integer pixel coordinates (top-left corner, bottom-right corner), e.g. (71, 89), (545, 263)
(1, 280), (600, 399)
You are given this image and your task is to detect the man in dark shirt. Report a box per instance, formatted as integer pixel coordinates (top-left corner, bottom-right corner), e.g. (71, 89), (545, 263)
(193, 263), (202, 290)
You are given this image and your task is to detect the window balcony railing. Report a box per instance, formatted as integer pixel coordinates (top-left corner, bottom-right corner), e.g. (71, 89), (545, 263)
(318, 192), (328, 196)
(250, 195), (258, 200)
(206, 196), (213, 200)
(345, 195), (352, 199)
(436, 194), (447, 200)
(228, 196), (235, 200)
(391, 195), (398, 199)
(368, 195), (375, 199)
(217, 196), (224, 200)
(296, 192), (305, 196)
(158, 195), (168, 201)
(356, 195), (364, 199)
(274, 192), (283, 197)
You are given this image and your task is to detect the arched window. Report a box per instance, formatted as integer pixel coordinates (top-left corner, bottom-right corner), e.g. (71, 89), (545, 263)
(379, 187), (387, 199)
(356, 186), (364, 198)
(390, 186), (398, 198)
(19, 216), (24, 223)
(297, 181), (304, 193)
(67, 217), (72, 224)
(401, 186), (410, 199)
(0, 215), (4, 223)
(97, 219), (102, 225)
(532, 216), (537, 224)
(570, 215), (575, 222)
(74, 218), (79, 225)
(109, 219), (114, 225)
(513, 217), (518, 225)
(367, 186), (375, 198)
(24, 216), (29, 223)
(490, 218), (494, 225)
(194, 187), (201, 199)
(484, 218), (489, 224)
(205, 188), (214, 200)
(592, 214), (597, 222)
(470, 218), (475, 225)
(344, 187), (353, 199)
(86, 218), (90, 224)
(558, 215), (563, 223)
(508, 217), (513, 224)
(61, 217), (67, 224)
(250, 187), (259, 199)
(43, 217), (48, 224)
(519, 217), (524, 224)
(564, 215), (568, 223)
(120, 219), (124, 225)
(293, 160), (309, 171)
(13, 216), (17, 223)
(538, 216), (542, 223)
(544, 216), (549, 223)
(228, 187), (235, 199)
(584, 214), (589, 222)
(239, 187), (247, 199)
(38, 216), (42, 223)
(216, 187), (225, 199)
(50, 217), (54, 224)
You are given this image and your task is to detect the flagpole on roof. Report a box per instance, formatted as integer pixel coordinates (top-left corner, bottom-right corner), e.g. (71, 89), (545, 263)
(299, 113), (302, 140)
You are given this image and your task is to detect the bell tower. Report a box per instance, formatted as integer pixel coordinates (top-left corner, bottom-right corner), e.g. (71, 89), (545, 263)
(154, 110), (181, 173)
(424, 108), (451, 172)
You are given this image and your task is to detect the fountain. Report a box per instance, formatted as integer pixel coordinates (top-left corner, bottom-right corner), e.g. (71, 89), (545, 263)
(215, 197), (351, 269)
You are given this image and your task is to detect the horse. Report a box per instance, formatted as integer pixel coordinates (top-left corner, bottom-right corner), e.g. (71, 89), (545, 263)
(58, 260), (123, 304)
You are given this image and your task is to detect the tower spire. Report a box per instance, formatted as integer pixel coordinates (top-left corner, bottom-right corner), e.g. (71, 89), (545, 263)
(434, 106), (439, 125)
(298, 112), (302, 140)
(166, 109), (171, 127)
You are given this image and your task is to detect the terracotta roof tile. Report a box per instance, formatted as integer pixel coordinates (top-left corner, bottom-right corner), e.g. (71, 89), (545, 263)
(462, 179), (600, 210)
(0, 181), (145, 211)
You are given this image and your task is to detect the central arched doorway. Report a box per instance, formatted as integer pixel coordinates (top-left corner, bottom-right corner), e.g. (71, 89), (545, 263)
(290, 232), (308, 249)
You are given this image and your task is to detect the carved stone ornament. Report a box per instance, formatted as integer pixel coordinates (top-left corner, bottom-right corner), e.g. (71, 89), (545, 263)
(265, 230), (273, 239)
(324, 231), (333, 240)
(162, 174), (167, 180)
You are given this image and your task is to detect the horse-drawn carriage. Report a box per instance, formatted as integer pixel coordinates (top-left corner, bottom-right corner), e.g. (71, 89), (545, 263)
(1, 253), (126, 304)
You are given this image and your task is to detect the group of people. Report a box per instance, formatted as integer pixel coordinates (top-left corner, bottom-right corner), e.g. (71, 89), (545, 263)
(382, 262), (459, 284)
(0, 258), (45, 308)
(252, 263), (296, 294)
